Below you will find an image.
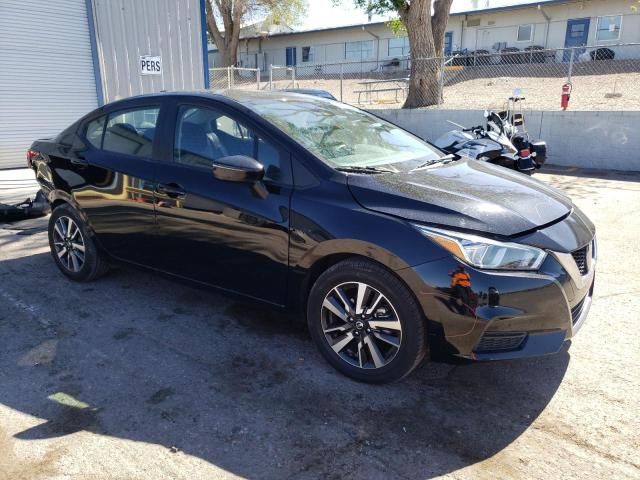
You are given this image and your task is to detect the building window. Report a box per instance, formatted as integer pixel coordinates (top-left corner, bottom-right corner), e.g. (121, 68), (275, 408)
(517, 24), (533, 42)
(345, 40), (374, 60)
(597, 15), (622, 41)
(302, 46), (314, 63)
(388, 36), (409, 57)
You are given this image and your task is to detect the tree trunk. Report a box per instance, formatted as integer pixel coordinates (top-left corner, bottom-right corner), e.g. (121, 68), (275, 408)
(219, 40), (238, 67)
(401, 0), (440, 108)
(404, 56), (441, 108)
(205, 0), (239, 68)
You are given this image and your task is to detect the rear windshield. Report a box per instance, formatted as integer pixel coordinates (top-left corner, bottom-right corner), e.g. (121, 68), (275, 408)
(230, 93), (442, 168)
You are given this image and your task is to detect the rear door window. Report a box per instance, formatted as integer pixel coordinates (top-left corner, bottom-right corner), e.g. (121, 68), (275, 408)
(102, 107), (160, 158)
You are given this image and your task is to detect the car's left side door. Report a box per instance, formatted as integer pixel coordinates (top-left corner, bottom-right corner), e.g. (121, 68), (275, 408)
(152, 99), (293, 306)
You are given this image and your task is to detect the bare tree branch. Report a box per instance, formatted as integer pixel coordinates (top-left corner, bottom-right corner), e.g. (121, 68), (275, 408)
(206, 0), (305, 67)
(432, 0), (454, 55)
(205, 0), (224, 48)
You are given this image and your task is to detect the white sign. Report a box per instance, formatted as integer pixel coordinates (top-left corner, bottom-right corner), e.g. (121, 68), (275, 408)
(140, 55), (162, 75)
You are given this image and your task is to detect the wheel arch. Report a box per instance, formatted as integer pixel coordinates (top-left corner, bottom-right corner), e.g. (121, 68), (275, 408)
(48, 190), (97, 238)
(293, 239), (423, 322)
(48, 189), (76, 210)
(292, 240), (449, 357)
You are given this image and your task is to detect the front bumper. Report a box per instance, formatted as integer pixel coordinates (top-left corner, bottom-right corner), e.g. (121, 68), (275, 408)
(400, 235), (596, 361)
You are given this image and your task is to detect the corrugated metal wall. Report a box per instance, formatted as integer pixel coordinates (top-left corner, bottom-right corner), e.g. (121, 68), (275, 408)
(92, 0), (205, 103)
(0, 0), (99, 169)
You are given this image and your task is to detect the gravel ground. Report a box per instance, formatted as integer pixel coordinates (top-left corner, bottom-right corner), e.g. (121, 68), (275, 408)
(0, 168), (639, 480)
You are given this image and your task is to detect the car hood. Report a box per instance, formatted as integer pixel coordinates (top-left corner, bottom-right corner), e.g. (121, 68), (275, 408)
(347, 159), (573, 236)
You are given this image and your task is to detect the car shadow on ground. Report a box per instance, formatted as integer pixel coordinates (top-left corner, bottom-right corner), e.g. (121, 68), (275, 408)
(0, 251), (570, 479)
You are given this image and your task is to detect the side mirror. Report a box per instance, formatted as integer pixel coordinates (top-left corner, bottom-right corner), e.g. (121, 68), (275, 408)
(212, 155), (264, 183)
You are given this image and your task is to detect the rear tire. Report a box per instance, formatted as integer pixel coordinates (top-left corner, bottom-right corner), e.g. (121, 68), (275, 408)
(307, 258), (428, 383)
(48, 204), (109, 282)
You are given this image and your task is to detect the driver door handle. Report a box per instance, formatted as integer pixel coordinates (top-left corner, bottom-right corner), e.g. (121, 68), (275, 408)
(156, 183), (186, 199)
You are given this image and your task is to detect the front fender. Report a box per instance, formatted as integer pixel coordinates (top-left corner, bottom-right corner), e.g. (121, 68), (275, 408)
(296, 238), (412, 272)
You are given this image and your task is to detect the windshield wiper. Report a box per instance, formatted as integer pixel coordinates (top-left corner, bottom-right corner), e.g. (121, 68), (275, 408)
(409, 154), (459, 172)
(335, 166), (394, 174)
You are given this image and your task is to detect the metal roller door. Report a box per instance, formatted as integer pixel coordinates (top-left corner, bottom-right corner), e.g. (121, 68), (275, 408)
(0, 0), (98, 169)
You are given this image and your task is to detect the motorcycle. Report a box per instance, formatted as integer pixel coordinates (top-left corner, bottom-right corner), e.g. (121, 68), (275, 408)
(434, 94), (547, 175)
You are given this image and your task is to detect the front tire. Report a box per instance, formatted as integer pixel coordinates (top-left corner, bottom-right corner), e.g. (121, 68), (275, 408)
(48, 204), (109, 282)
(307, 258), (428, 383)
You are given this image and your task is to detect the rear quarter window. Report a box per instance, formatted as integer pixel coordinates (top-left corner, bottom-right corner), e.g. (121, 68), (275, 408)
(55, 120), (82, 147)
(85, 116), (106, 149)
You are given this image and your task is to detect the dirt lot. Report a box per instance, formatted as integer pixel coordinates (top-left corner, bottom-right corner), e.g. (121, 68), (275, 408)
(268, 61), (640, 110)
(0, 168), (639, 479)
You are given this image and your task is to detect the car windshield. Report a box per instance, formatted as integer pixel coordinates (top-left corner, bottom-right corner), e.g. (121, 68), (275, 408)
(226, 91), (443, 169)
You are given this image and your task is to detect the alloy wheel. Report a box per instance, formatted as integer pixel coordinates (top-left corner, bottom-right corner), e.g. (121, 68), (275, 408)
(321, 282), (402, 369)
(52, 216), (86, 273)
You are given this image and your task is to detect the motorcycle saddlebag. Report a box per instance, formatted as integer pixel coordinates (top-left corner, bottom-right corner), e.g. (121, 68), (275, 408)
(517, 156), (536, 172)
(531, 140), (547, 167)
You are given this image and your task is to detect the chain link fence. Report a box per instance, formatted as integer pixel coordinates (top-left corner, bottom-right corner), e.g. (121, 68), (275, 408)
(208, 67), (261, 91)
(268, 65), (296, 90)
(208, 43), (640, 111)
(437, 43), (640, 111)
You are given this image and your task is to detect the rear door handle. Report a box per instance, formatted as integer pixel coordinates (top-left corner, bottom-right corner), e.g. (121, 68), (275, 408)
(70, 152), (88, 166)
(156, 183), (186, 199)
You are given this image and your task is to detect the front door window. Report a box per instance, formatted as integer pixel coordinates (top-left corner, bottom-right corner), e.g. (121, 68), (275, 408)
(173, 105), (289, 184)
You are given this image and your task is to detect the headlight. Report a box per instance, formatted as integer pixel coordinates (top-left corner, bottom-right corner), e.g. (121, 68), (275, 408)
(414, 225), (547, 271)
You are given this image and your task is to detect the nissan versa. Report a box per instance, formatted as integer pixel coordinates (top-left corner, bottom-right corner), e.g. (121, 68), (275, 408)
(28, 91), (596, 383)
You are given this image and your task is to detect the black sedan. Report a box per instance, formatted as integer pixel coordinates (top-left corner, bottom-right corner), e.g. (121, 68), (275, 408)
(28, 90), (596, 383)
(281, 88), (337, 100)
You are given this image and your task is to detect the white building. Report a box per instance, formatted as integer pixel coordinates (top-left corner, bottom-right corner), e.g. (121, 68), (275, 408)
(217, 0), (639, 72)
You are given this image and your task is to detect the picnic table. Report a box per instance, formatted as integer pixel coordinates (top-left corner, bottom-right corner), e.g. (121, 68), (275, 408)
(354, 77), (409, 104)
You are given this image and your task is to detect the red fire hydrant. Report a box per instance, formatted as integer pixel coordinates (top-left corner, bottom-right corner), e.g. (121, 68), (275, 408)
(561, 83), (572, 111)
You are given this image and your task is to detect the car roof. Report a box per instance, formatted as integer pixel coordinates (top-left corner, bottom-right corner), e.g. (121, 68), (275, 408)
(107, 89), (334, 109)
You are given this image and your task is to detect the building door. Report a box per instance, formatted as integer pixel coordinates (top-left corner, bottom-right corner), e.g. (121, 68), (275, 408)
(564, 18), (590, 62)
(0, 0), (98, 169)
(286, 47), (297, 66)
(444, 32), (453, 56)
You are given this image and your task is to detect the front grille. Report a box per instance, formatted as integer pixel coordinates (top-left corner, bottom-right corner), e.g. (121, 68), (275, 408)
(571, 246), (589, 275)
(474, 332), (527, 353)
